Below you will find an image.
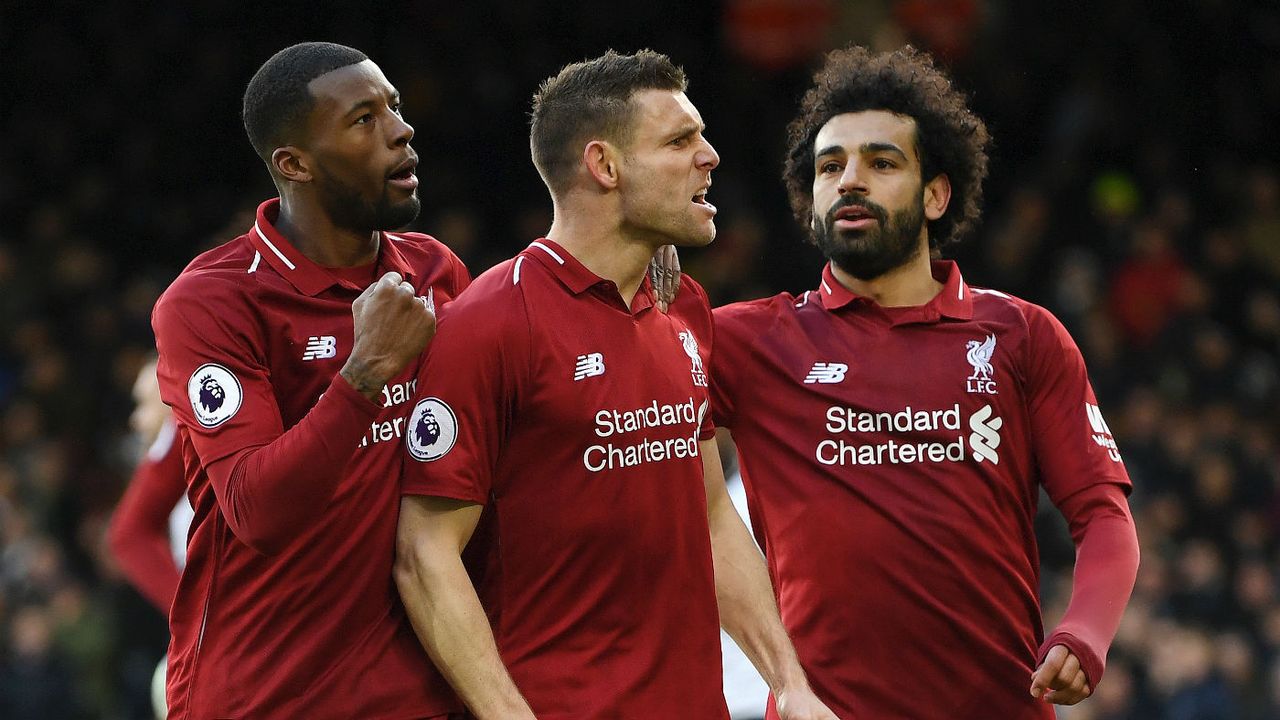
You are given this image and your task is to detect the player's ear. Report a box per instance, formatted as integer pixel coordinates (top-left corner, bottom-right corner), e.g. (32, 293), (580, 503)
(923, 172), (951, 221)
(583, 140), (620, 190)
(272, 146), (314, 184)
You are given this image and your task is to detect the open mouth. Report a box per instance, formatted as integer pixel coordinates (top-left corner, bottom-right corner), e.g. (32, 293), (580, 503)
(387, 157), (419, 190)
(692, 186), (716, 213)
(833, 204), (877, 228)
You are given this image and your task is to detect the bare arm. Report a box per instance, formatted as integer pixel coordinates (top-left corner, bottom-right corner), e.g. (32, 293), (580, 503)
(701, 438), (837, 720)
(394, 495), (535, 720)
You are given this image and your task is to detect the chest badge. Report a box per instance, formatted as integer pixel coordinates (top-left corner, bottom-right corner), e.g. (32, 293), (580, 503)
(965, 334), (999, 395)
(678, 330), (708, 387)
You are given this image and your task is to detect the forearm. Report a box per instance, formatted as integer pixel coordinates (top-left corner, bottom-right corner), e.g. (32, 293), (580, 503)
(1042, 484), (1140, 686)
(107, 509), (181, 612)
(709, 500), (808, 694)
(393, 547), (534, 719)
(108, 455), (186, 611)
(209, 373), (380, 554)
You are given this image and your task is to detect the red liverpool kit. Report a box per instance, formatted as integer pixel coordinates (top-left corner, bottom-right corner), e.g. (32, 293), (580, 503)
(402, 240), (728, 719)
(709, 261), (1133, 720)
(153, 199), (467, 719)
(108, 417), (187, 612)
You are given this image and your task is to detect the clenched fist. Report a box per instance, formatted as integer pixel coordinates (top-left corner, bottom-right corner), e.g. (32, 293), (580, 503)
(341, 271), (436, 401)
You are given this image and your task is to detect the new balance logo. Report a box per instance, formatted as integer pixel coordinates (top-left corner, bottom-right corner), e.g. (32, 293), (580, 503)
(302, 336), (337, 361)
(574, 353), (605, 381)
(804, 362), (848, 384)
(969, 404), (1003, 464)
(1086, 402), (1122, 462)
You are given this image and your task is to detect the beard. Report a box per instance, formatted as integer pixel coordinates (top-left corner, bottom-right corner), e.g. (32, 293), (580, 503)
(314, 163), (421, 233)
(812, 194), (926, 281)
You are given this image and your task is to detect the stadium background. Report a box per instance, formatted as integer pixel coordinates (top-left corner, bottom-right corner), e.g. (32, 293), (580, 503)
(3, 1), (1279, 717)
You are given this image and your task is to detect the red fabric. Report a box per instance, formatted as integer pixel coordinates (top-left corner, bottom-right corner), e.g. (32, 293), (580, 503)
(1038, 483), (1139, 688)
(107, 420), (186, 613)
(402, 239), (726, 719)
(710, 261), (1133, 719)
(152, 198), (469, 720)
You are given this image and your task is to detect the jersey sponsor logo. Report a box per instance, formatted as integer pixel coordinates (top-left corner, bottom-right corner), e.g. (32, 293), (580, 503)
(815, 402), (1004, 466)
(574, 352), (606, 381)
(1086, 402), (1122, 462)
(405, 397), (458, 462)
(965, 334), (999, 395)
(302, 336), (338, 361)
(968, 403), (1003, 464)
(186, 363), (243, 428)
(584, 396), (704, 472)
(678, 330), (708, 387)
(804, 362), (848, 384)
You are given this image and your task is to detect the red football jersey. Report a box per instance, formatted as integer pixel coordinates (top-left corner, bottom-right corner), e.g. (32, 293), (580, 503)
(153, 199), (467, 719)
(401, 240), (728, 719)
(108, 417), (187, 612)
(709, 261), (1131, 720)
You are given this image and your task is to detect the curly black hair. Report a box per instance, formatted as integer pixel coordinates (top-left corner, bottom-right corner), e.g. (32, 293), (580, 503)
(783, 45), (990, 250)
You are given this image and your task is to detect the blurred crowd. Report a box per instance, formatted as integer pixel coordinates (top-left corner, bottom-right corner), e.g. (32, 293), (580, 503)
(2, 1), (1279, 718)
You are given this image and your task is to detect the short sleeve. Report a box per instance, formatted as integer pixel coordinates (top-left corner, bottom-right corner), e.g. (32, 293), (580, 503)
(401, 284), (525, 504)
(153, 280), (284, 469)
(1023, 304), (1132, 505)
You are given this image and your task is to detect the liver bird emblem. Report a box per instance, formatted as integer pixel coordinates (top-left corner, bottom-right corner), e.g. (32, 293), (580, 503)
(966, 335), (996, 380)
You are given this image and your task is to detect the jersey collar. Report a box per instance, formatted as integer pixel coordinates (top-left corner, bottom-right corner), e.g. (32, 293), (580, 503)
(248, 198), (416, 296)
(818, 259), (974, 323)
(522, 238), (656, 314)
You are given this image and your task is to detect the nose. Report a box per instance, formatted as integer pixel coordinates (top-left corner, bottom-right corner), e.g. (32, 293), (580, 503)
(391, 112), (414, 147)
(697, 139), (720, 171)
(838, 164), (867, 196)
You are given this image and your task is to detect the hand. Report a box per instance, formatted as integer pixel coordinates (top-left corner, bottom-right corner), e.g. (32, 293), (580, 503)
(649, 245), (681, 313)
(775, 685), (840, 720)
(342, 272), (436, 401)
(1030, 644), (1092, 705)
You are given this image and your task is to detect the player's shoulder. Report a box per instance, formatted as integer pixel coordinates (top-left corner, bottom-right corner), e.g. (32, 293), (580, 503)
(713, 291), (805, 329)
(969, 284), (1058, 325)
(158, 234), (259, 309)
(967, 284), (1074, 350)
(384, 231), (462, 268)
(444, 256), (524, 314)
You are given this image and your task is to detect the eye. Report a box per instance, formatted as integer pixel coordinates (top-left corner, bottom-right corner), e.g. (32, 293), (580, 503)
(391, 101), (403, 115)
(819, 161), (842, 174)
(872, 158), (897, 170)
(670, 136), (689, 147)
(355, 113), (374, 126)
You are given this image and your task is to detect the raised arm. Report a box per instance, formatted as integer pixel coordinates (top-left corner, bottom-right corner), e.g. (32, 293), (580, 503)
(154, 272), (434, 555)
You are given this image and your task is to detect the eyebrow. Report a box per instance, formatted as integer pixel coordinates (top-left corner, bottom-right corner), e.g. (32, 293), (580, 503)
(669, 123), (704, 141)
(344, 91), (400, 118)
(815, 142), (908, 159)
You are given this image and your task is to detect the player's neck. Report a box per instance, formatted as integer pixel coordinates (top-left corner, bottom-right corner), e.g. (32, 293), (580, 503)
(547, 212), (654, 307)
(830, 244), (942, 308)
(275, 200), (380, 268)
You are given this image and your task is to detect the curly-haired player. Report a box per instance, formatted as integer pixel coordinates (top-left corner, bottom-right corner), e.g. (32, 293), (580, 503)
(707, 45), (1140, 718)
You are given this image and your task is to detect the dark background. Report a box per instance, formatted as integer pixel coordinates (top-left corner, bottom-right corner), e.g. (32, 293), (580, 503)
(2, 1), (1279, 717)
